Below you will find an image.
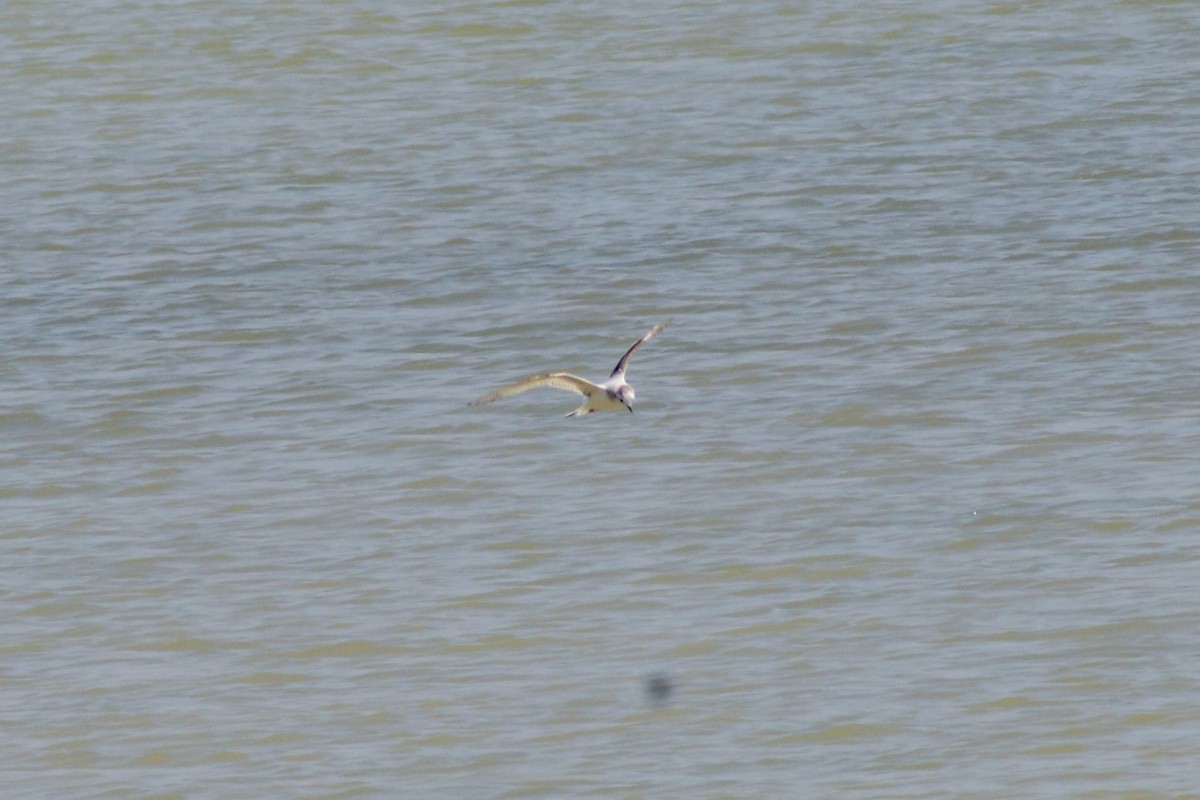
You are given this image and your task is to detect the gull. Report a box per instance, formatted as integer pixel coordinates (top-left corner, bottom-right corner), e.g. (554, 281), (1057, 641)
(470, 321), (668, 417)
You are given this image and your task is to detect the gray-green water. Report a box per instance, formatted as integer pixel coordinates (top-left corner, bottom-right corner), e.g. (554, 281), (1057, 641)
(4, 2), (1200, 797)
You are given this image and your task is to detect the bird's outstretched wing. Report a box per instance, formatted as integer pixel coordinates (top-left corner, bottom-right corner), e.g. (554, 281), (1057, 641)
(469, 372), (603, 407)
(610, 320), (669, 378)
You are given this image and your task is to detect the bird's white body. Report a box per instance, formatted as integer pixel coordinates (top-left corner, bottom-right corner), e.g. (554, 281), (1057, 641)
(566, 373), (631, 417)
(470, 321), (668, 417)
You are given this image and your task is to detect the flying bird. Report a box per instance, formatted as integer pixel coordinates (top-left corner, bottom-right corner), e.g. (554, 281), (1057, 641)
(469, 321), (668, 417)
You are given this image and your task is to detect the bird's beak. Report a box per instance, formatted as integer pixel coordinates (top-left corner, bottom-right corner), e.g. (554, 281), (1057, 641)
(628, 406), (634, 413)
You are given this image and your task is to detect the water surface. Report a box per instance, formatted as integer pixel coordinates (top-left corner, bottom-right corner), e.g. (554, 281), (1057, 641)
(4, 2), (1200, 797)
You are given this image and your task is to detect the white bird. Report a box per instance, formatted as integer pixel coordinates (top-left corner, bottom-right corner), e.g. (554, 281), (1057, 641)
(470, 321), (669, 417)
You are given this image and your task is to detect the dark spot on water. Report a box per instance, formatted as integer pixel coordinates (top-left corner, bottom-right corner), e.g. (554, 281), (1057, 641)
(645, 672), (673, 705)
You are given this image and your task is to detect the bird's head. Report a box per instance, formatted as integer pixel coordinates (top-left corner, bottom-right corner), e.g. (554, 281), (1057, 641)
(619, 385), (635, 412)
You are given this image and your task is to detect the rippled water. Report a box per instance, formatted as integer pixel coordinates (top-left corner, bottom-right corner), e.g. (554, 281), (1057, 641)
(4, 2), (1200, 797)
